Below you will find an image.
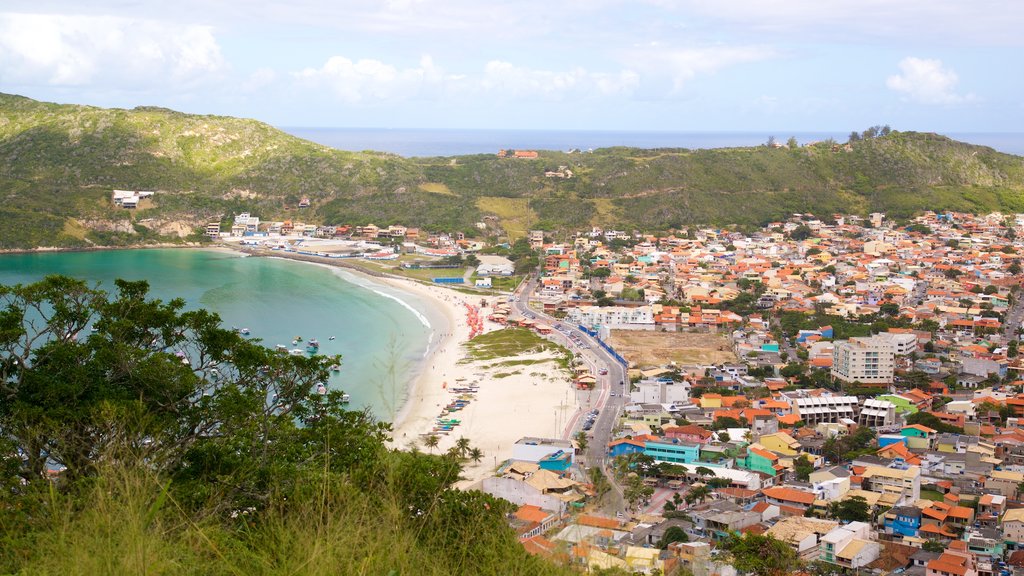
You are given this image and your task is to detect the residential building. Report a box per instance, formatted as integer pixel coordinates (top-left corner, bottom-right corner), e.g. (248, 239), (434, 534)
(926, 550), (977, 576)
(901, 424), (938, 450)
(791, 394), (859, 425)
(765, 516), (839, 560)
(859, 398), (897, 427)
(832, 336), (896, 384)
(739, 444), (783, 477)
(859, 465), (921, 506)
(567, 305), (655, 328)
(1002, 509), (1024, 545)
(983, 470), (1024, 498)
(820, 522), (881, 569)
(884, 506), (922, 538)
(644, 440), (699, 464)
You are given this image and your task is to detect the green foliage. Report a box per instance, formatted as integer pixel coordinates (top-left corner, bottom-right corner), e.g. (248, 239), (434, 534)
(658, 526), (689, 548)
(827, 496), (871, 522)
(0, 275), (571, 575)
(4, 94), (1024, 248)
(905, 411), (965, 434)
(794, 455), (814, 481)
(723, 533), (800, 576)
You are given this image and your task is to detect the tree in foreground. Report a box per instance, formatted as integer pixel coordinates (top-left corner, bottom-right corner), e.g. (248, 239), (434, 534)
(723, 533), (800, 576)
(0, 276), (568, 575)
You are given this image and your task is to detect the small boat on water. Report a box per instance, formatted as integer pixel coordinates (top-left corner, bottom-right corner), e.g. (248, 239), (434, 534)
(340, 393), (351, 404)
(294, 336), (303, 342)
(330, 364), (341, 372)
(289, 348), (305, 356)
(329, 336), (336, 341)
(174, 351), (190, 366)
(316, 383), (327, 395)
(276, 344), (288, 351)
(239, 328), (250, 335)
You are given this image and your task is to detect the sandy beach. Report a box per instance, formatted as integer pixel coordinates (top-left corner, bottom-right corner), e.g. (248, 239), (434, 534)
(223, 240), (579, 487)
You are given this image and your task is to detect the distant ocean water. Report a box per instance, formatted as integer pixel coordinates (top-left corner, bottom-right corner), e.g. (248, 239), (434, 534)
(0, 249), (435, 422)
(281, 127), (1024, 158)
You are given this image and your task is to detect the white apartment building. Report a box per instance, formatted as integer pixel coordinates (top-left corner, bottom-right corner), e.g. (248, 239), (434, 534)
(567, 305), (654, 328)
(831, 336), (896, 384)
(874, 332), (918, 356)
(858, 398), (897, 428)
(788, 394), (859, 425)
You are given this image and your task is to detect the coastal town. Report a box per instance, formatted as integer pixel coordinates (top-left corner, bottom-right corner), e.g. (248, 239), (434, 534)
(202, 206), (1024, 575)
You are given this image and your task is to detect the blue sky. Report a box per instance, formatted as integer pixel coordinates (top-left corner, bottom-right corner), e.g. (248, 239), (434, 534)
(1, 1), (1021, 132)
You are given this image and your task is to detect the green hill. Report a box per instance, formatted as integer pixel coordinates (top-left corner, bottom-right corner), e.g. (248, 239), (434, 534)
(2, 93), (1023, 248)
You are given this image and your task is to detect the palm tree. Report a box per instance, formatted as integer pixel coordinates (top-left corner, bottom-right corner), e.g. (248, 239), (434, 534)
(424, 434), (440, 453)
(469, 447), (483, 464)
(575, 431), (589, 453)
(455, 437), (471, 459)
(685, 485), (711, 505)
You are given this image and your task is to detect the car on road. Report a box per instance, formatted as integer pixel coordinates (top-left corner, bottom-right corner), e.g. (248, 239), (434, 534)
(598, 368), (608, 375)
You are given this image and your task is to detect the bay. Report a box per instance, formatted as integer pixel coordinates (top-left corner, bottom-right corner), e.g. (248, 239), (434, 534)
(0, 248), (434, 422)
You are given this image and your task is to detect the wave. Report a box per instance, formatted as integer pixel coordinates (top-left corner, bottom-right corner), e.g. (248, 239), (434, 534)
(323, 267), (432, 331)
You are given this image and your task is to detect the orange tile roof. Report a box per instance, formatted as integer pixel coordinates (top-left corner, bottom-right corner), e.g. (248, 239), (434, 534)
(516, 505), (551, 524)
(577, 515), (621, 530)
(762, 486), (816, 505)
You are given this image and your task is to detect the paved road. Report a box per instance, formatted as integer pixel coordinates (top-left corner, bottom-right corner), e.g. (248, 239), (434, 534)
(1002, 289), (1024, 341)
(511, 276), (628, 515)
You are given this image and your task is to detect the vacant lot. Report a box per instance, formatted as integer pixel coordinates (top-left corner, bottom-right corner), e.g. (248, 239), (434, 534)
(607, 330), (737, 368)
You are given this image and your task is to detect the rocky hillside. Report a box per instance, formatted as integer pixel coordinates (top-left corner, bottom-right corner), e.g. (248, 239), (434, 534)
(1, 93), (1023, 248)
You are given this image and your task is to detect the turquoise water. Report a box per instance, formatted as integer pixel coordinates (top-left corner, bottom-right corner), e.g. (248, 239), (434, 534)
(0, 249), (433, 421)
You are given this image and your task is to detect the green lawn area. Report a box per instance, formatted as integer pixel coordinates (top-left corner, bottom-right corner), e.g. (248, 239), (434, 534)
(354, 255), (467, 281)
(920, 489), (945, 502)
(465, 328), (570, 367)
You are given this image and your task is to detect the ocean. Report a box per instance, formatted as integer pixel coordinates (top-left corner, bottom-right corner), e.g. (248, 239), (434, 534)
(281, 127), (1024, 158)
(0, 249), (435, 422)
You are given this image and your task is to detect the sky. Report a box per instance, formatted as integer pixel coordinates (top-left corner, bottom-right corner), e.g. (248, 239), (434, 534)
(1, 1), (1022, 132)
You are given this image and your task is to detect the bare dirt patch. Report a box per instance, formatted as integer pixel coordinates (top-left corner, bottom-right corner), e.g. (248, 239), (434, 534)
(607, 330), (737, 368)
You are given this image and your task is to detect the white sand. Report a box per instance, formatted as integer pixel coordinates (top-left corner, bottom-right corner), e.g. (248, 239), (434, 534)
(218, 241), (580, 487)
(379, 281), (580, 487)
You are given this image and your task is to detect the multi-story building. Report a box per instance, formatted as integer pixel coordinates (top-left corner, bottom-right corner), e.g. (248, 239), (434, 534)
(819, 522), (880, 569)
(859, 465), (921, 506)
(643, 440), (699, 464)
(884, 506), (922, 538)
(983, 470), (1024, 498)
(1001, 509), (1024, 545)
(790, 394), (859, 425)
(567, 305), (654, 328)
(858, 398), (897, 427)
(832, 336), (896, 384)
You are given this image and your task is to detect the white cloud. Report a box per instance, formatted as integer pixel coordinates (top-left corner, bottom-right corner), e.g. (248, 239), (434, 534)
(624, 44), (775, 93)
(296, 54), (444, 103)
(0, 13), (224, 88)
(296, 54), (640, 103)
(479, 61), (639, 100)
(886, 57), (973, 105)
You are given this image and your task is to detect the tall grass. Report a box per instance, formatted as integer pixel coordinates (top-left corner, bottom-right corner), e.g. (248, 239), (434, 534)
(9, 456), (573, 576)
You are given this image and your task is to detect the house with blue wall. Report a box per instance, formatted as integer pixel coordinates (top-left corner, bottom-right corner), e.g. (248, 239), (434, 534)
(607, 438), (646, 459)
(884, 506), (921, 537)
(539, 450), (573, 472)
